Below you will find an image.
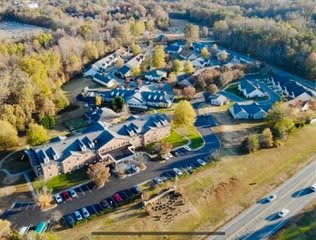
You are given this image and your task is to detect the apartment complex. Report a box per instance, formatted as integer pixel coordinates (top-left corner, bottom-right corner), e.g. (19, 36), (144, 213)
(26, 114), (170, 180)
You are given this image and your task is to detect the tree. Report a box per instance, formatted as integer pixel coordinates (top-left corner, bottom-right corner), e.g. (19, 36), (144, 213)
(0, 120), (18, 151)
(87, 161), (110, 188)
(184, 24), (200, 43)
(152, 45), (166, 68)
(146, 19), (155, 32)
(40, 115), (56, 129)
(208, 84), (219, 95)
(182, 86), (196, 100)
(131, 66), (141, 77)
(27, 123), (49, 146)
(50, 210), (63, 223)
(0, 219), (11, 237)
(131, 42), (141, 56)
(140, 56), (151, 72)
(243, 134), (260, 153)
(173, 100), (196, 127)
(167, 72), (177, 85)
(36, 186), (53, 209)
(201, 47), (210, 59)
(95, 95), (103, 107)
(111, 96), (125, 113)
(130, 20), (146, 36)
(172, 59), (183, 74)
(219, 50), (228, 62)
(183, 61), (195, 74)
(116, 58), (125, 68)
(260, 128), (274, 148)
(159, 142), (172, 158)
(274, 117), (295, 139)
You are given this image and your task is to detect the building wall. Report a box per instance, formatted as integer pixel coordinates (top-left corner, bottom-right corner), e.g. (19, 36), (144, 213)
(41, 162), (59, 180)
(143, 126), (171, 145)
(61, 151), (95, 174)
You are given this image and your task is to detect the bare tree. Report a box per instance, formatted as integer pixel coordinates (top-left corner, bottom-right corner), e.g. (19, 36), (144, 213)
(87, 161), (110, 188)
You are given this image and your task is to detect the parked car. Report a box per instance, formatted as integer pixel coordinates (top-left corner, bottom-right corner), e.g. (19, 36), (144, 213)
(184, 165), (194, 174)
(131, 185), (142, 195)
(184, 146), (192, 151)
(18, 226), (30, 235)
(310, 183), (316, 192)
(81, 208), (90, 218)
(62, 191), (72, 201)
(34, 221), (48, 234)
(124, 189), (135, 199)
(54, 194), (63, 204)
(105, 197), (117, 208)
(100, 199), (111, 209)
(197, 159), (206, 166)
(64, 215), (75, 227)
(69, 189), (78, 198)
(113, 193), (124, 203)
(154, 177), (163, 185)
(131, 165), (140, 172)
(74, 211), (83, 221)
(172, 168), (183, 176)
(266, 194), (277, 202)
(278, 209), (289, 218)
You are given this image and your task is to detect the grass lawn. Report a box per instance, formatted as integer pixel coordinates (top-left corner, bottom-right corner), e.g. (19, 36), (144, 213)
(177, 126), (204, 149)
(54, 125), (316, 240)
(274, 200), (316, 240)
(1, 150), (31, 174)
(46, 167), (88, 193)
(66, 118), (88, 131)
(226, 83), (268, 101)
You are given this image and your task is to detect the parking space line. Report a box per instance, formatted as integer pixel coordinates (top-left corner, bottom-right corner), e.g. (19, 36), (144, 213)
(79, 187), (85, 196)
(91, 205), (98, 214)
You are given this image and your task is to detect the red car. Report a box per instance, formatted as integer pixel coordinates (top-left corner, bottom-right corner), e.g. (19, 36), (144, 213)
(113, 193), (123, 203)
(62, 191), (72, 201)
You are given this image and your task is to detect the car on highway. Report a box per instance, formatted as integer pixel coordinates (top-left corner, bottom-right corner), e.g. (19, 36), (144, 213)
(278, 209), (289, 218)
(69, 189), (78, 198)
(154, 177), (163, 185)
(197, 159), (206, 166)
(62, 191), (72, 201)
(266, 194), (277, 202)
(54, 194), (63, 204)
(310, 183), (316, 192)
(64, 215), (75, 227)
(74, 211), (83, 221)
(172, 168), (183, 176)
(81, 207), (90, 218)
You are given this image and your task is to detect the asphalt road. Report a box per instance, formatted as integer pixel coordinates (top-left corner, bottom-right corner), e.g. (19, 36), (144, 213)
(4, 114), (220, 228)
(209, 158), (316, 240)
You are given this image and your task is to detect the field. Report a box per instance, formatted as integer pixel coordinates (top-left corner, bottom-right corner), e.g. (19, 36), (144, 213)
(274, 200), (316, 240)
(46, 168), (88, 193)
(54, 122), (316, 240)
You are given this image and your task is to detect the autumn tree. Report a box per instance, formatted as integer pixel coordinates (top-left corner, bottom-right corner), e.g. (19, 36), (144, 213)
(0, 120), (18, 151)
(0, 219), (11, 238)
(27, 123), (49, 146)
(260, 128), (274, 148)
(87, 161), (110, 188)
(208, 84), (219, 95)
(95, 95), (103, 107)
(168, 72), (177, 85)
(184, 24), (200, 44)
(153, 45), (166, 68)
(146, 18), (155, 32)
(130, 20), (146, 36)
(131, 66), (141, 77)
(219, 50), (228, 62)
(131, 42), (142, 56)
(182, 86), (196, 100)
(36, 186), (53, 209)
(201, 47), (210, 59)
(242, 134), (260, 153)
(173, 100), (196, 127)
(183, 61), (195, 74)
(172, 59), (183, 74)
(159, 142), (173, 158)
(116, 58), (125, 68)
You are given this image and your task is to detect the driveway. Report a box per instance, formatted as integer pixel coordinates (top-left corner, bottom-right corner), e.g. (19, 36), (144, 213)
(4, 115), (220, 229)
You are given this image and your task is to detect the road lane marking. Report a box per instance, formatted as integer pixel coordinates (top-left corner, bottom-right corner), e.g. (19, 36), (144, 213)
(230, 170), (316, 240)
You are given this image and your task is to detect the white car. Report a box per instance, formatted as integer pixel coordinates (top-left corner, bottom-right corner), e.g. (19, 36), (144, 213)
(278, 209), (289, 218)
(310, 183), (316, 192)
(74, 210), (83, 221)
(173, 168), (183, 176)
(69, 189), (78, 198)
(197, 159), (206, 166)
(154, 177), (163, 185)
(266, 194), (277, 202)
(184, 146), (192, 151)
(54, 194), (63, 204)
(81, 207), (90, 218)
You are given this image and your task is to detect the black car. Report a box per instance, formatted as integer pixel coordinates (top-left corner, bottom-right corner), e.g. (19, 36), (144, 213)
(131, 185), (142, 195)
(64, 214), (75, 227)
(124, 189), (135, 199)
(116, 190), (129, 201)
(100, 199), (111, 209)
(105, 196), (117, 208)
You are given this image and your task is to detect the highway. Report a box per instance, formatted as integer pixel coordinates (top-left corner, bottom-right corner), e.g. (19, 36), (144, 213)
(209, 158), (316, 240)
